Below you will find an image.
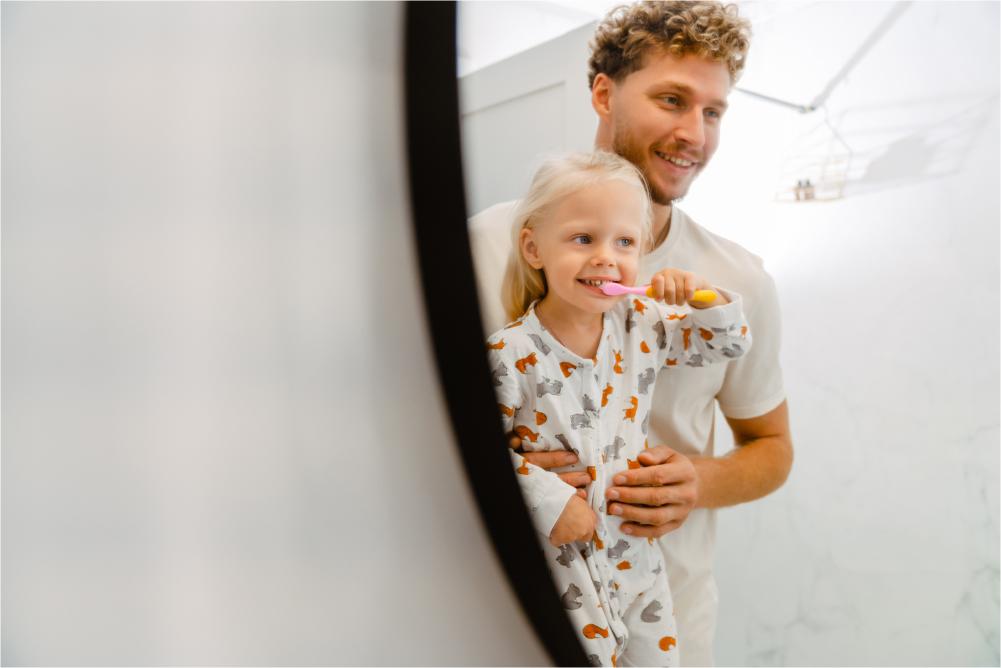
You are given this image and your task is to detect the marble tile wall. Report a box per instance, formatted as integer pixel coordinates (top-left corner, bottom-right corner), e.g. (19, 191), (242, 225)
(680, 3), (1000, 664)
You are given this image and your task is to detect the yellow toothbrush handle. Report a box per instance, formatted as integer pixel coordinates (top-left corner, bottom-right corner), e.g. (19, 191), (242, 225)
(691, 289), (717, 303)
(643, 287), (718, 303)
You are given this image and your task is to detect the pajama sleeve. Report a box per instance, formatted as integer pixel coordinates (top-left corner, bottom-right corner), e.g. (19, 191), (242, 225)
(653, 288), (752, 367)
(487, 345), (577, 540)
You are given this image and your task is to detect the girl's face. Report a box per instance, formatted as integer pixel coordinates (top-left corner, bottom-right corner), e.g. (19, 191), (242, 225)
(520, 179), (646, 319)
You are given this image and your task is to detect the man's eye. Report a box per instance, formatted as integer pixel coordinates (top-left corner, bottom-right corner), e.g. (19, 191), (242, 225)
(705, 109), (722, 120)
(661, 95), (681, 106)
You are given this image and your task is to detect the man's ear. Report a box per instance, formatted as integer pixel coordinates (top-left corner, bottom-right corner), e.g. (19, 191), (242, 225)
(519, 227), (544, 269)
(591, 73), (614, 120)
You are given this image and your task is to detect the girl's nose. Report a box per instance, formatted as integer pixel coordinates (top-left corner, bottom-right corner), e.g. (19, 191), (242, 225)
(590, 248), (615, 267)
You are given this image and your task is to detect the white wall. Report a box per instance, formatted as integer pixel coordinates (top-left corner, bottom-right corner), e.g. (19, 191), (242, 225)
(460, 2), (1000, 665)
(2, 3), (548, 664)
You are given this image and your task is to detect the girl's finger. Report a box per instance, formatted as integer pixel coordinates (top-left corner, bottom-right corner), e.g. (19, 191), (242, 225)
(675, 275), (688, 305)
(662, 274), (676, 304)
(683, 272), (696, 302)
(652, 273), (665, 300)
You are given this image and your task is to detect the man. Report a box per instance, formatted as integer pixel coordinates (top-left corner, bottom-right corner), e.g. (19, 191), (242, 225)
(469, 2), (793, 665)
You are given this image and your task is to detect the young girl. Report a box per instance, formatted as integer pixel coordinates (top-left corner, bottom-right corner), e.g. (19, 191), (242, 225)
(485, 151), (750, 667)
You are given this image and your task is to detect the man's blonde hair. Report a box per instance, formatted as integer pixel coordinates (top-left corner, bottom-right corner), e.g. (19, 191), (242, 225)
(502, 151), (653, 324)
(588, 1), (751, 87)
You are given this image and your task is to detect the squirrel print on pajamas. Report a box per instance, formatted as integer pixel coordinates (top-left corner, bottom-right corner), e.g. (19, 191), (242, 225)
(561, 583), (583, 610)
(686, 353), (704, 368)
(537, 377), (562, 398)
(528, 333), (552, 355)
(637, 368), (655, 394)
(606, 539), (630, 560)
(623, 396), (638, 421)
(513, 425), (540, 443)
(722, 342), (744, 358)
(554, 433), (579, 456)
(641, 600), (663, 623)
(653, 320), (668, 349)
(582, 624), (609, 639)
(556, 544), (576, 567)
(603, 436), (625, 460)
(515, 352), (538, 373)
(491, 362), (508, 387)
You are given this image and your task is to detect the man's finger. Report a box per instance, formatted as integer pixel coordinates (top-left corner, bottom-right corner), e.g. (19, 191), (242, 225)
(522, 450), (579, 470)
(618, 519), (683, 539)
(611, 462), (689, 487)
(605, 483), (690, 507)
(607, 501), (686, 526)
(636, 444), (675, 466)
(558, 471), (593, 489)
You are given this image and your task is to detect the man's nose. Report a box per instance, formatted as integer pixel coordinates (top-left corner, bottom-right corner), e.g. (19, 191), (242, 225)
(674, 108), (706, 149)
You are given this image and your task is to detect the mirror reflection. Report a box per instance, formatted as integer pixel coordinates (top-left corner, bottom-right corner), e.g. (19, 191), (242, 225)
(460, 1), (1000, 666)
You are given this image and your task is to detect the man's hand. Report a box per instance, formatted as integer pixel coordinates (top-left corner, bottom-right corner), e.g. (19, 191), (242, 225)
(549, 495), (598, 547)
(510, 435), (589, 499)
(604, 445), (698, 538)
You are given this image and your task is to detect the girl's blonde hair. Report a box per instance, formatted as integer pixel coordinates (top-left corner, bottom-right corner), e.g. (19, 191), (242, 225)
(501, 151), (653, 323)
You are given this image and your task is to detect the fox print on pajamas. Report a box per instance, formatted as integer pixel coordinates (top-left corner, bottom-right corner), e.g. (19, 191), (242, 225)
(485, 291), (750, 667)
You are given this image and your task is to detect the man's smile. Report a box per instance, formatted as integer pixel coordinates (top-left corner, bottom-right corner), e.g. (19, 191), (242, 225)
(654, 150), (699, 171)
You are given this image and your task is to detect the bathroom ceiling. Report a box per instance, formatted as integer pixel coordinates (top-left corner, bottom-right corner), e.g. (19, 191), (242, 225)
(457, 1), (824, 77)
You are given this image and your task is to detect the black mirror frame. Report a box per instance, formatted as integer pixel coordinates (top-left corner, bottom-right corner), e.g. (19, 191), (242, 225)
(404, 3), (589, 666)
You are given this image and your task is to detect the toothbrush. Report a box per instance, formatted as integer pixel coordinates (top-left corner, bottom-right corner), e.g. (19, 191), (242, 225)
(599, 282), (717, 304)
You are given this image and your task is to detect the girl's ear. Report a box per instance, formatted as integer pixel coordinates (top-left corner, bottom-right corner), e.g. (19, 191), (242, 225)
(520, 227), (544, 270)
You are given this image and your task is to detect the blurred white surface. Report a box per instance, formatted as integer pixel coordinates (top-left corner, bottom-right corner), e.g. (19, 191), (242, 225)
(2, 2), (548, 664)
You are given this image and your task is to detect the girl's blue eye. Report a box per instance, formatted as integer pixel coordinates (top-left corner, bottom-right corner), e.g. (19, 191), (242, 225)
(572, 234), (591, 244)
(617, 238), (635, 247)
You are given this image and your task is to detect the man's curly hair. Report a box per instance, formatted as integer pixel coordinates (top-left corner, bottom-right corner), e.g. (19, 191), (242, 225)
(588, 1), (752, 88)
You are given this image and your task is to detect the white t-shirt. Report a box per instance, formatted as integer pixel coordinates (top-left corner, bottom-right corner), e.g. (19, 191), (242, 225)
(469, 201), (786, 667)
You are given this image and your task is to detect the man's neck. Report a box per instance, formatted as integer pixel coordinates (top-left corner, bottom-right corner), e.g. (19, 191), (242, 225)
(649, 202), (672, 252)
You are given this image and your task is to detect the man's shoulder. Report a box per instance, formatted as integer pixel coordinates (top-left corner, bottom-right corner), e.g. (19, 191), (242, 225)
(469, 200), (519, 235)
(679, 208), (766, 271)
(673, 208), (775, 298)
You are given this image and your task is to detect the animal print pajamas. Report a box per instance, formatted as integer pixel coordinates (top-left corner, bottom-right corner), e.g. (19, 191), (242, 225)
(487, 292), (750, 667)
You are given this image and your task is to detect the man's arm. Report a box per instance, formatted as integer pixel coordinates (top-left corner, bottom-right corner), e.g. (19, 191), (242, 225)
(691, 399), (793, 509)
(603, 400), (793, 537)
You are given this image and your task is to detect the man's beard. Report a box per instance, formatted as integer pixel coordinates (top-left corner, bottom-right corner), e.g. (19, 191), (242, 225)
(611, 124), (687, 206)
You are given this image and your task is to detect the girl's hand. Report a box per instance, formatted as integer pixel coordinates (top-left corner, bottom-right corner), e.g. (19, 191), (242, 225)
(549, 495), (598, 547)
(649, 268), (722, 307)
